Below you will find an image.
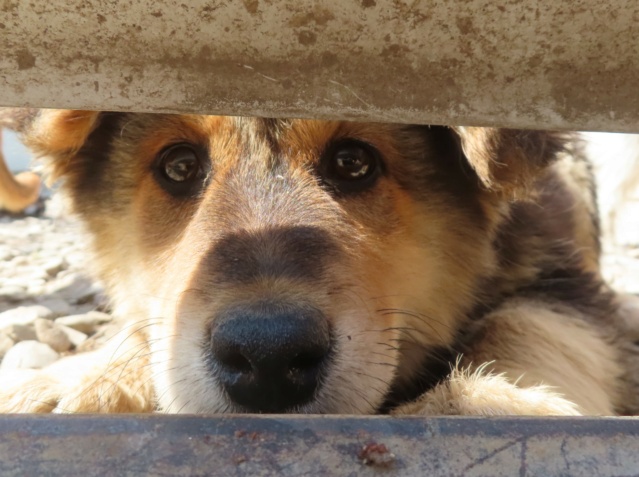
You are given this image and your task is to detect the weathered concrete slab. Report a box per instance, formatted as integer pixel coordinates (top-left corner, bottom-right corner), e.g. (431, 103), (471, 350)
(1, 1), (638, 132)
(0, 415), (637, 476)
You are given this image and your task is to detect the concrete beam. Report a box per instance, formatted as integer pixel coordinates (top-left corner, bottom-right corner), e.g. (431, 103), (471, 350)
(1, 1), (638, 132)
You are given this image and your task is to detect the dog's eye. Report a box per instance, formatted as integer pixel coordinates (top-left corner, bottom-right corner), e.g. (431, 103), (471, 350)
(162, 145), (200, 182)
(155, 143), (210, 197)
(322, 140), (382, 193)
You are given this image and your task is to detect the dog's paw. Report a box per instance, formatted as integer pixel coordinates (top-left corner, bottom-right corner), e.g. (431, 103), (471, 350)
(392, 366), (582, 416)
(0, 370), (67, 413)
(0, 352), (154, 413)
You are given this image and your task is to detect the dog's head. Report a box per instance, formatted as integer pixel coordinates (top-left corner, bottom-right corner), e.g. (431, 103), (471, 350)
(22, 110), (563, 413)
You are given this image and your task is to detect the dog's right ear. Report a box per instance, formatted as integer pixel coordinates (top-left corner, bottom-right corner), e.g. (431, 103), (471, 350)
(0, 108), (100, 154)
(26, 110), (101, 157)
(0, 108), (102, 182)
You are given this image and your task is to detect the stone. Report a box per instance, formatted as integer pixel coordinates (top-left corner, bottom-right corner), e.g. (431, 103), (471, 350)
(0, 305), (54, 326)
(12, 266), (48, 282)
(36, 297), (71, 318)
(55, 311), (112, 334)
(42, 257), (65, 277)
(26, 284), (45, 296)
(34, 318), (72, 352)
(2, 324), (37, 342)
(46, 273), (99, 305)
(64, 250), (87, 268)
(9, 256), (28, 266)
(0, 286), (27, 302)
(0, 247), (15, 261)
(0, 341), (59, 370)
(57, 324), (88, 347)
(0, 332), (14, 358)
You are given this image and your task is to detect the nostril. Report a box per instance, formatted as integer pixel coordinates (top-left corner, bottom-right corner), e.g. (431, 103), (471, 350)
(218, 350), (253, 374)
(289, 350), (325, 373)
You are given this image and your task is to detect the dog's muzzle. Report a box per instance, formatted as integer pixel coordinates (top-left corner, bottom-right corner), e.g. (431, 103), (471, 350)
(209, 305), (332, 412)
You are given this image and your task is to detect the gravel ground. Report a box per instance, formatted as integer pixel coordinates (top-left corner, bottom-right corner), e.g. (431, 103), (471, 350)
(0, 195), (114, 367)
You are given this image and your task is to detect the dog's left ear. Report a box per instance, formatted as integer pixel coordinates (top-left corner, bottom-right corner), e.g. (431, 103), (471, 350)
(453, 127), (566, 198)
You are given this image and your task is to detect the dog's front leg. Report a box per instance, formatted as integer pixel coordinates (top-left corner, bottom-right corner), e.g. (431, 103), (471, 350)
(391, 365), (582, 416)
(0, 327), (155, 414)
(393, 298), (627, 417)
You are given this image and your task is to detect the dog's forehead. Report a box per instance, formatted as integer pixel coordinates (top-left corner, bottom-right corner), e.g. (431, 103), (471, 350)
(227, 116), (339, 156)
(217, 116), (349, 154)
(190, 115), (402, 158)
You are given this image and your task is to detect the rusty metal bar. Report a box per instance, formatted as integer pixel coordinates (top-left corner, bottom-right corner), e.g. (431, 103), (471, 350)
(0, 415), (637, 476)
(1, 1), (638, 132)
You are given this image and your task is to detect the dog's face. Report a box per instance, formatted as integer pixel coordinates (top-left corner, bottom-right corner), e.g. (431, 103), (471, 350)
(25, 111), (561, 413)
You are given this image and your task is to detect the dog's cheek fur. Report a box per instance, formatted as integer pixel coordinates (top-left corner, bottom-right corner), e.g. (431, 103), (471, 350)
(370, 181), (495, 390)
(302, 125), (498, 403)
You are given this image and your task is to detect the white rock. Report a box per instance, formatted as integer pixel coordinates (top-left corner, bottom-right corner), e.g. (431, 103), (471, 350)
(0, 286), (27, 302)
(2, 324), (37, 342)
(57, 324), (88, 347)
(0, 278), (22, 288)
(64, 250), (87, 268)
(36, 297), (71, 318)
(55, 311), (112, 334)
(0, 332), (14, 358)
(34, 318), (72, 352)
(26, 284), (46, 296)
(0, 341), (59, 369)
(0, 305), (54, 326)
(43, 257), (66, 277)
(46, 273), (99, 305)
(10, 266), (49, 282)
(9, 256), (28, 266)
(0, 247), (14, 261)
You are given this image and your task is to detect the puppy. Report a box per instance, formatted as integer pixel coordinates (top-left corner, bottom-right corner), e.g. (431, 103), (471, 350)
(0, 108), (637, 416)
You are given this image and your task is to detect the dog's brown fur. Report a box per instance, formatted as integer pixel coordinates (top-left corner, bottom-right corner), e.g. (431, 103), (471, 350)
(1, 108), (638, 416)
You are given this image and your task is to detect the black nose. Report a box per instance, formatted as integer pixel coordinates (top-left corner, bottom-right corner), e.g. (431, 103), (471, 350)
(210, 305), (332, 412)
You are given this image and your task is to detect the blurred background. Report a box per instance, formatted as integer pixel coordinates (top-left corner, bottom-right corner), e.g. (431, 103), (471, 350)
(4, 131), (31, 172)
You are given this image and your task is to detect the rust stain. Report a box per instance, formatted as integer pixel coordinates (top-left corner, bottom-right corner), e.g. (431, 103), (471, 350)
(15, 49), (36, 70)
(357, 442), (396, 467)
(297, 30), (317, 46)
(288, 9), (335, 28)
(0, 0), (18, 13)
(243, 0), (259, 15)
